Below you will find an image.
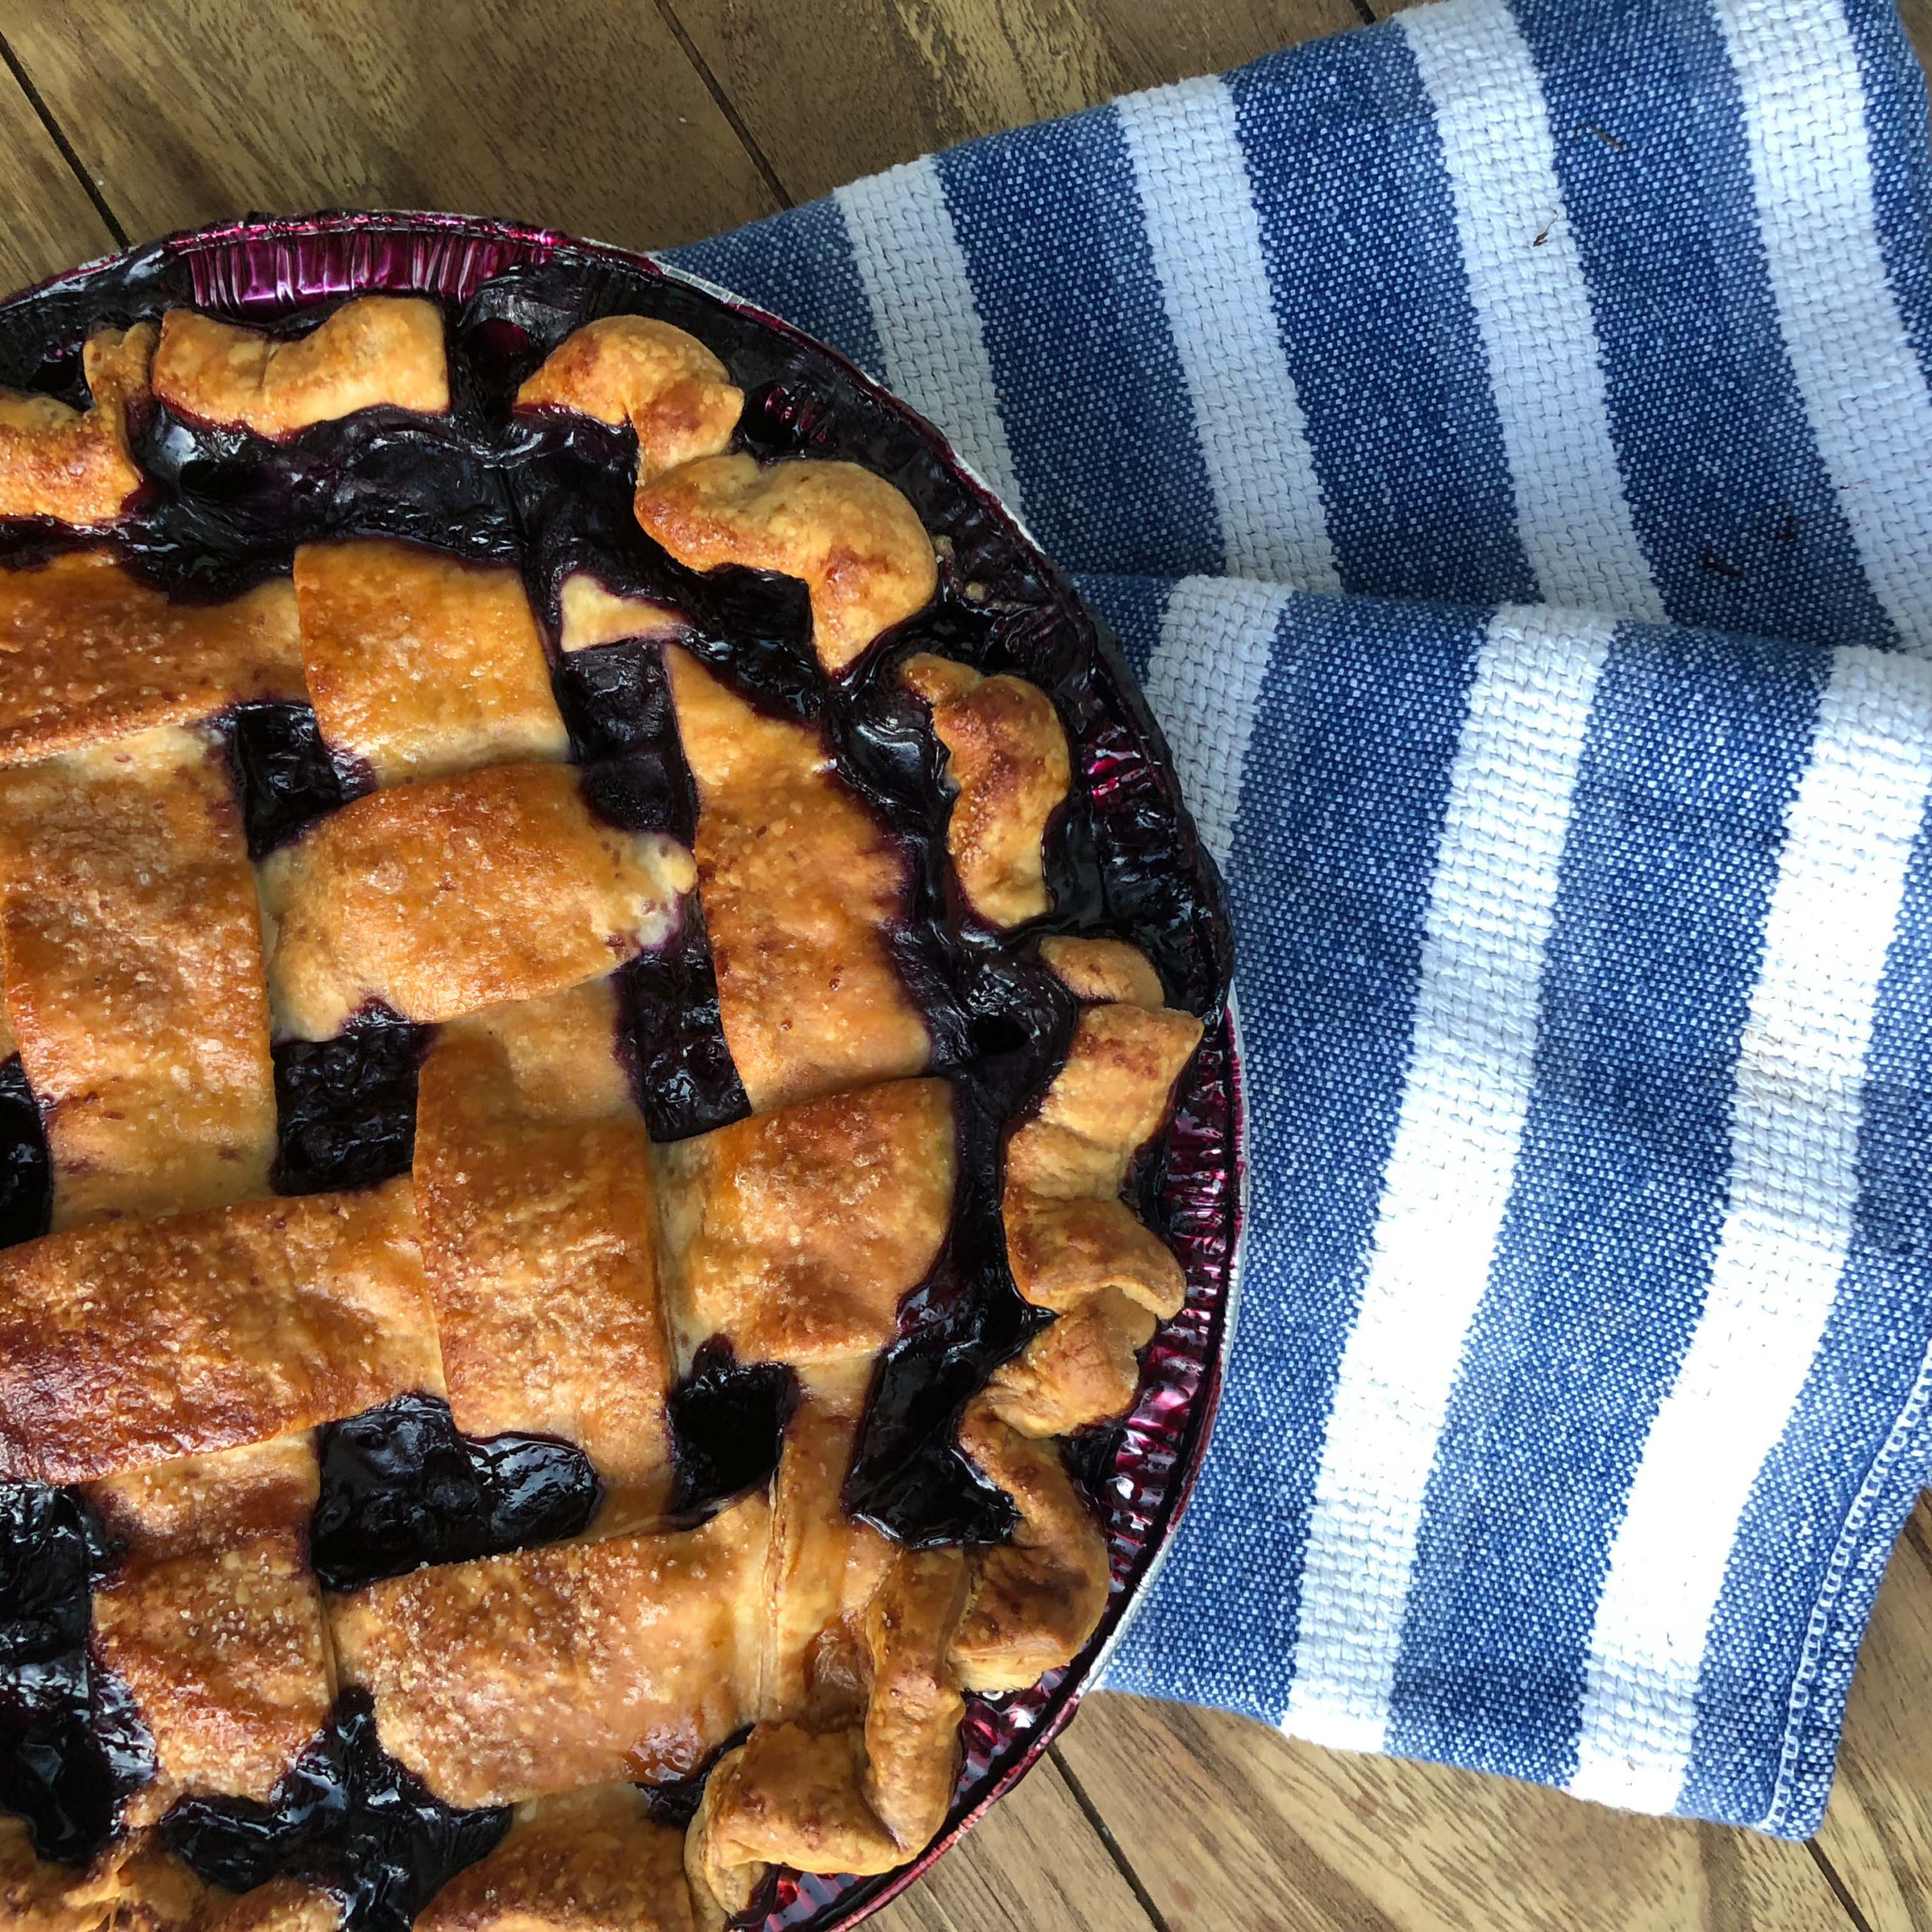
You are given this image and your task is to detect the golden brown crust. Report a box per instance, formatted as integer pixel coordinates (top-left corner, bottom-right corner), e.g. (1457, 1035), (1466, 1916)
(1037, 935), (1166, 1010)
(948, 1401), (1112, 1694)
(414, 989), (676, 1494)
(0, 325), (155, 527)
(654, 1078), (955, 1369)
(665, 646), (928, 1110)
(1003, 1000), (1203, 1320)
(861, 1549), (967, 1852)
(518, 318), (742, 486)
(92, 1531), (334, 1804)
(152, 299), (448, 438)
(760, 1380), (892, 1728)
(555, 574), (685, 654)
(82, 1435), (320, 1564)
(205, 1881), (339, 1932)
(980, 1288), (1157, 1438)
(417, 1786), (694, 1932)
(697, 1726), (900, 1884)
(259, 762), (697, 1040)
(0, 1816), (118, 1932)
(293, 541), (567, 785)
(900, 655), (1069, 928)
(0, 1181), (445, 1484)
(0, 725), (276, 1230)
(638, 457), (936, 674)
(0, 551), (303, 766)
(327, 1497), (771, 1808)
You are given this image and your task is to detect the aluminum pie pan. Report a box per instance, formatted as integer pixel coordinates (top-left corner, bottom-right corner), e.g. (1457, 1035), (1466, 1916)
(0, 211), (1247, 1930)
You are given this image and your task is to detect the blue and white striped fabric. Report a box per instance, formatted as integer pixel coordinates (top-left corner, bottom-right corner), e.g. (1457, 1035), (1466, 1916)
(666, 0), (1932, 1838)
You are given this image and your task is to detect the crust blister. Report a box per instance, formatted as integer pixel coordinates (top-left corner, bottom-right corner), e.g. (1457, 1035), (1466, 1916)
(0, 324), (155, 528)
(0, 551), (302, 766)
(638, 456), (936, 673)
(518, 316), (742, 485)
(665, 645), (928, 1111)
(0, 724), (276, 1229)
(153, 297), (449, 438)
(900, 654), (1069, 928)
(293, 540), (568, 785)
(258, 761), (697, 1039)
(0, 1180), (444, 1484)
(414, 982), (677, 1495)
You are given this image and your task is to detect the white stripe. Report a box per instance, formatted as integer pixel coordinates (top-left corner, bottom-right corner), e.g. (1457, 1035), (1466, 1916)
(1115, 79), (1340, 592)
(1400, 0), (1665, 622)
(1716, 0), (1932, 654)
(1571, 646), (1932, 1813)
(1141, 577), (1291, 872)
(835, 159), (1026, 512)
(1284, 605), (1612, 1752)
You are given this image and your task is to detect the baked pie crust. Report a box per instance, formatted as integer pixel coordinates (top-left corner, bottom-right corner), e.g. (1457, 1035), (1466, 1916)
(0, 265), (1222, 1932)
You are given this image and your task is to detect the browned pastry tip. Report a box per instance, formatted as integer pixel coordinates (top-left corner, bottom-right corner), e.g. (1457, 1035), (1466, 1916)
(901, 654), (1070, 928)
(517, 315), (743, 485)
(861, 1547), (969, 1853)
(1038, 934), (1168, 1009)
(948, 1398), (1112, 1694)
(152, 297), (448, 438)
(637, 454), (937, 672)
(696, 1724), (902, 1885)
(0, 322), (155, 526)
(981, 1287), (1159, 1438)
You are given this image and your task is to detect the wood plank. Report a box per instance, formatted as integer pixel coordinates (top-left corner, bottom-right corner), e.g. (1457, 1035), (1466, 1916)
(663, 0), (1362, 205)
(873, 1752), (1158, 1932)
(1054, 1692), (1853, 1932)
(0, 57), (115, 295)
(1813, 1493), (1932, 1931)
(0, 0), (778, 257)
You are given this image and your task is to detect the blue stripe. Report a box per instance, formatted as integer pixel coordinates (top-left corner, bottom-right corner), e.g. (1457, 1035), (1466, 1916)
(1681, 790), (1932, 1835)
(934, 107), (1223, 579)
(1104, 591), (1484, 1717)
(1386, 619), (1824, 1786)
(1074, 572), (1172, 679)
(662, 196), (884, 377)
(1226, 26), (1535, 605)
(1508, 0), (1893, 651)
(1843, 0), (1932, 400)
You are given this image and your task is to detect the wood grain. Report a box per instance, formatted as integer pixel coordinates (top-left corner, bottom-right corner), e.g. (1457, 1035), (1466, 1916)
(872, 1752), (1158, 1932)
(0, 57), (115, 294)
(1054, 1694), (1853, 1931)
(0, 0), (778, 254)
(1814, 1493), (1932, 1930)
(662, 0), (1362, 205)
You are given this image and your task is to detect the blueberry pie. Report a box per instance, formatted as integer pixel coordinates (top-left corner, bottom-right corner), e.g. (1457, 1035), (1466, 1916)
(0, 238), (1229, 1932)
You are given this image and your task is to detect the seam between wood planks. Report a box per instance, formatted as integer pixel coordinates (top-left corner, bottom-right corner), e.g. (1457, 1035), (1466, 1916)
(0, 31), (127, 246)
(648, 0), (794, 211)
(1046, 1740), (1175, 1932)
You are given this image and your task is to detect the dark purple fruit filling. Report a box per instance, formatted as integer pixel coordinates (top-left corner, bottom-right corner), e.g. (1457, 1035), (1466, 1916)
(161, 1691), (509, 1932)
(0, 1060), (49, 1253)
(312, 1395), (602, 1595)
(271, 1011), (435, 1198)
(0, 237), (1232, 1912)
(666, 1344), (799, 1515)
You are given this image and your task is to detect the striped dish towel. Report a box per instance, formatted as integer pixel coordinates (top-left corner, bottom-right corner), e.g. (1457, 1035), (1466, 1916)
(667, 0), (1932, 1837)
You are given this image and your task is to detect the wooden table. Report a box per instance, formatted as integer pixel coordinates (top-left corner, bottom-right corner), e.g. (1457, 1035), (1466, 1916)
(3, 2), (1930, 1924)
